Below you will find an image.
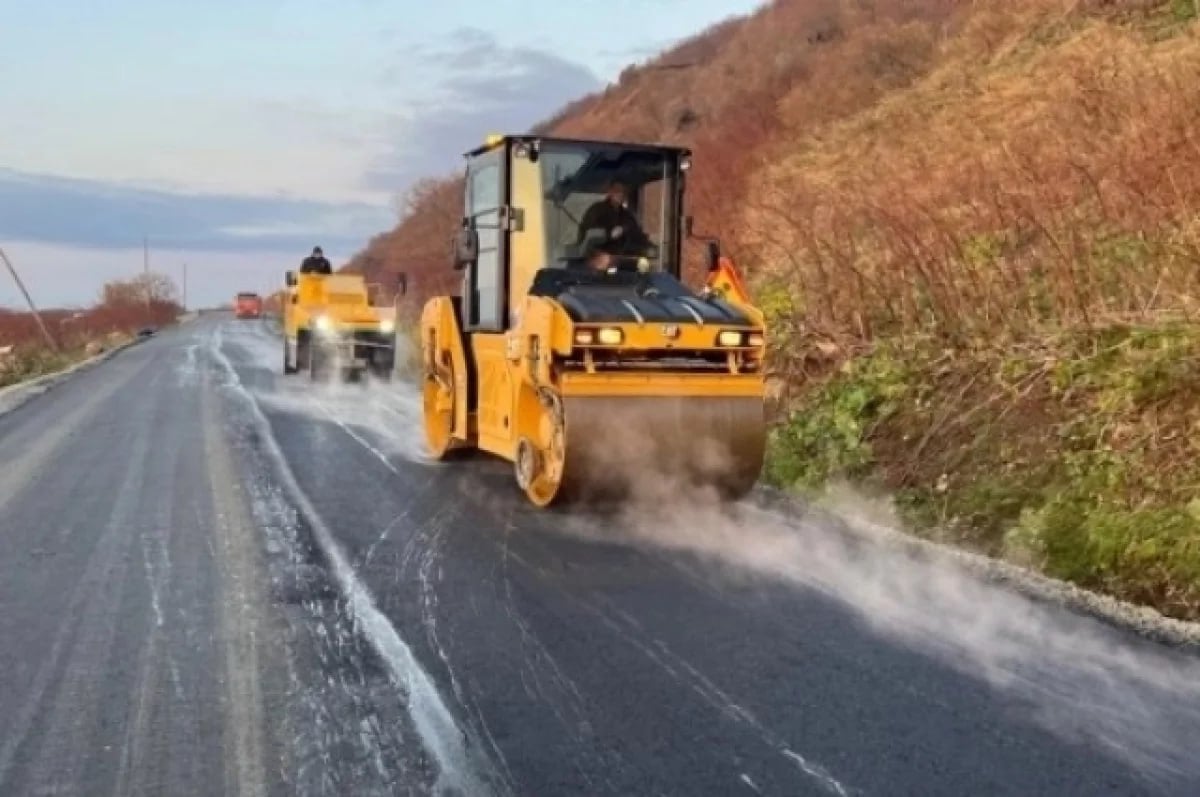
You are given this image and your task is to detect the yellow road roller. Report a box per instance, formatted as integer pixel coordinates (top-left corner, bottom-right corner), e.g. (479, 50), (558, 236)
(283, 270), (402, 382)
(419, 134), (767, 506)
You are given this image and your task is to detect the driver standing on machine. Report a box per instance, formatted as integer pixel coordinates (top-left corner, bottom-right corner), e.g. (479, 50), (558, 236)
(300, 246), (333, 274)
(576, 179), (650, 255)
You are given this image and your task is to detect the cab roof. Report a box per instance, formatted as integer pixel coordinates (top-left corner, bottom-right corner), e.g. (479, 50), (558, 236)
(464, 134), (691, 159)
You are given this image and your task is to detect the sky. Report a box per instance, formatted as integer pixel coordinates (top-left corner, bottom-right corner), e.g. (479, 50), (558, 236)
(0, 0), (764, 310)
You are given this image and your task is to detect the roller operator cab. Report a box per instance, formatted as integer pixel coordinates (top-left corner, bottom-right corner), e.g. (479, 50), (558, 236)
(419, 134), (768, 507)
(282, 270), (404, 382)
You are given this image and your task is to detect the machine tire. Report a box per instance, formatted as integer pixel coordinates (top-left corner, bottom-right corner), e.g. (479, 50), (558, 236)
(283, 339), (297, 374)
(372, 348), (396, 381)
(309, 345), (330, 382)
(515, 395), (567, 508)
(295, 332), (312, 372)
(422, 351), (458, 460)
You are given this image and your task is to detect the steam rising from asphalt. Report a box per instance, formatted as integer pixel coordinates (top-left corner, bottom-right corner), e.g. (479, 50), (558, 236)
(569, 482), (1200, 789)
(222, 318), (1200, 788)
(229, 320), (430, 462)
(551, 416), (1200, 790)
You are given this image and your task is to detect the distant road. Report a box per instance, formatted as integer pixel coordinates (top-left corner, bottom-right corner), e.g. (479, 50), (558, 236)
(0, 313), (1197, 796)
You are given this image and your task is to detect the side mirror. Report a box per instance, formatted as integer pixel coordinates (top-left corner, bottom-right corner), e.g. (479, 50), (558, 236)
(704, 241), (721, 272)
(397, 272), (408, 295)
(452, 225), (478, 271)
(285, 270), (297, 286)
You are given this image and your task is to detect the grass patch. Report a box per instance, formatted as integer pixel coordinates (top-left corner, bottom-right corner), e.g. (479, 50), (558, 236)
(766, 321), (1200, 621)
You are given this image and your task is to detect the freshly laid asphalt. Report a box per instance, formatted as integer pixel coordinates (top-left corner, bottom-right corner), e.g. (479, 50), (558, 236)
(1, 313), (1197, 796)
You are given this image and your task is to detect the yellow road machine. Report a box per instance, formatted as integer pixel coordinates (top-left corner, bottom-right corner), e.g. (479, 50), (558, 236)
(282, 270), (404, 382)
(419, 134), (767, 507)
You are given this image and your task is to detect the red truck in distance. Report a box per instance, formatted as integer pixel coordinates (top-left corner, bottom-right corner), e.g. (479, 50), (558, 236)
(235, 292), (263, 319)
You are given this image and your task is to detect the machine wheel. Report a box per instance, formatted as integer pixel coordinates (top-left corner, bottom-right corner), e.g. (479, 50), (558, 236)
(295, 334), (312, 372)
(422, 354), (457, 459)
(515, 435), (562, 507)
(283, 339), (297, 374)
(515, 391), (567, 508)
(372, 349), (396, 381)
(522, 394), (766, 509)
(309, 346), (331, 382)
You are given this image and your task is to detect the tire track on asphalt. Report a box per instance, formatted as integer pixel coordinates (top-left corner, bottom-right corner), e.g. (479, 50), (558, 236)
(7, 370), (159, 795)
(203, 362), (274, 797)
(208, 328), (501, 797)
(293, 358), (854, 797)
(0, 353), (143, 511)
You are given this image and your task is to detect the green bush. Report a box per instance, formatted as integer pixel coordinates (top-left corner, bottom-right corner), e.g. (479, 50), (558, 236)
(765, 345), (915, 491)
(765, 321), (1200, 620)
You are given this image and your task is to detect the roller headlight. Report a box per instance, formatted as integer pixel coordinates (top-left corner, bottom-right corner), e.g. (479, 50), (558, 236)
(597, 327), (623, 345)
(747, 332), (765, 347)
(315, 315), (333, 333)
(380, 319), (396, 333)
(717, 330), (744, 347)
(574, 327), (624, 346)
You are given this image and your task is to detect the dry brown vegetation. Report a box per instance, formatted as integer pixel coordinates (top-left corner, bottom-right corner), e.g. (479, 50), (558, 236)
(344, 0), (1200, 619)
(346, 0), (968, 295)
(350, 0), (1198, 344)
(0, 273), (182, 387)
(750, 0), (1200, 363)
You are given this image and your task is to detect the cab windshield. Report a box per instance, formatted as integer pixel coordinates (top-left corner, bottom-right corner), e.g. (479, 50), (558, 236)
(538, 142), (679, 276)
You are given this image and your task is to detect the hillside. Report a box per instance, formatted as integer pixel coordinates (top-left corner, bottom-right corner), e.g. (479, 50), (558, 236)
(347, 0), (966, 294)
(346, 0), (1200, 621)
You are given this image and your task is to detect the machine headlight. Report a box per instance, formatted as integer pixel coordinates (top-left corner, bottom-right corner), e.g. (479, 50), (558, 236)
(717, 330), (744, 347)
(315, 315), (333, 333)
(574, 327), (624, 346)
(597, 327), (623, 345)
(380, 319), (396, 333)
(747, 332), (765, 347)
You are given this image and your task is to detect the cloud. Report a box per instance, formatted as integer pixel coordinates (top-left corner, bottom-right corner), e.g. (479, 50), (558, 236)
(364, 28), (602, 194)
(0, 168), (394, 252)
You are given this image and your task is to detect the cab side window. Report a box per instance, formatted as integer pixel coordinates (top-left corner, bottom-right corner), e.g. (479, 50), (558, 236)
(467, 158), (504, 330)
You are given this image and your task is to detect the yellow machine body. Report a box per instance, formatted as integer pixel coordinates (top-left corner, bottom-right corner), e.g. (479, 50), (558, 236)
(420, 134), (767, 506)
(282, 272), (398, 380)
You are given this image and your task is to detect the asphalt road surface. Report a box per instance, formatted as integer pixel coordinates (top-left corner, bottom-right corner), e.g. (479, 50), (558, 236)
(1, 313), (1198, 797)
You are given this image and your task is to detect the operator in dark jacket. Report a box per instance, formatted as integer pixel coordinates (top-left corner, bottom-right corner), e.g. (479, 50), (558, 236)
(576, 180), (650, 255)
(300, 246), (332, 274)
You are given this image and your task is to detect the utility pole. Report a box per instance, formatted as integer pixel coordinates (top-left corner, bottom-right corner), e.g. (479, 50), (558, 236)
(0, 246), (59, 352)
(142, 235), (152, 323)
(182, 262), (188, 310)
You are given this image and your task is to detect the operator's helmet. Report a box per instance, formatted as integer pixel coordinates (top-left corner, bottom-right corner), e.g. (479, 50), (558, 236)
(313, 246), (323, 256)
